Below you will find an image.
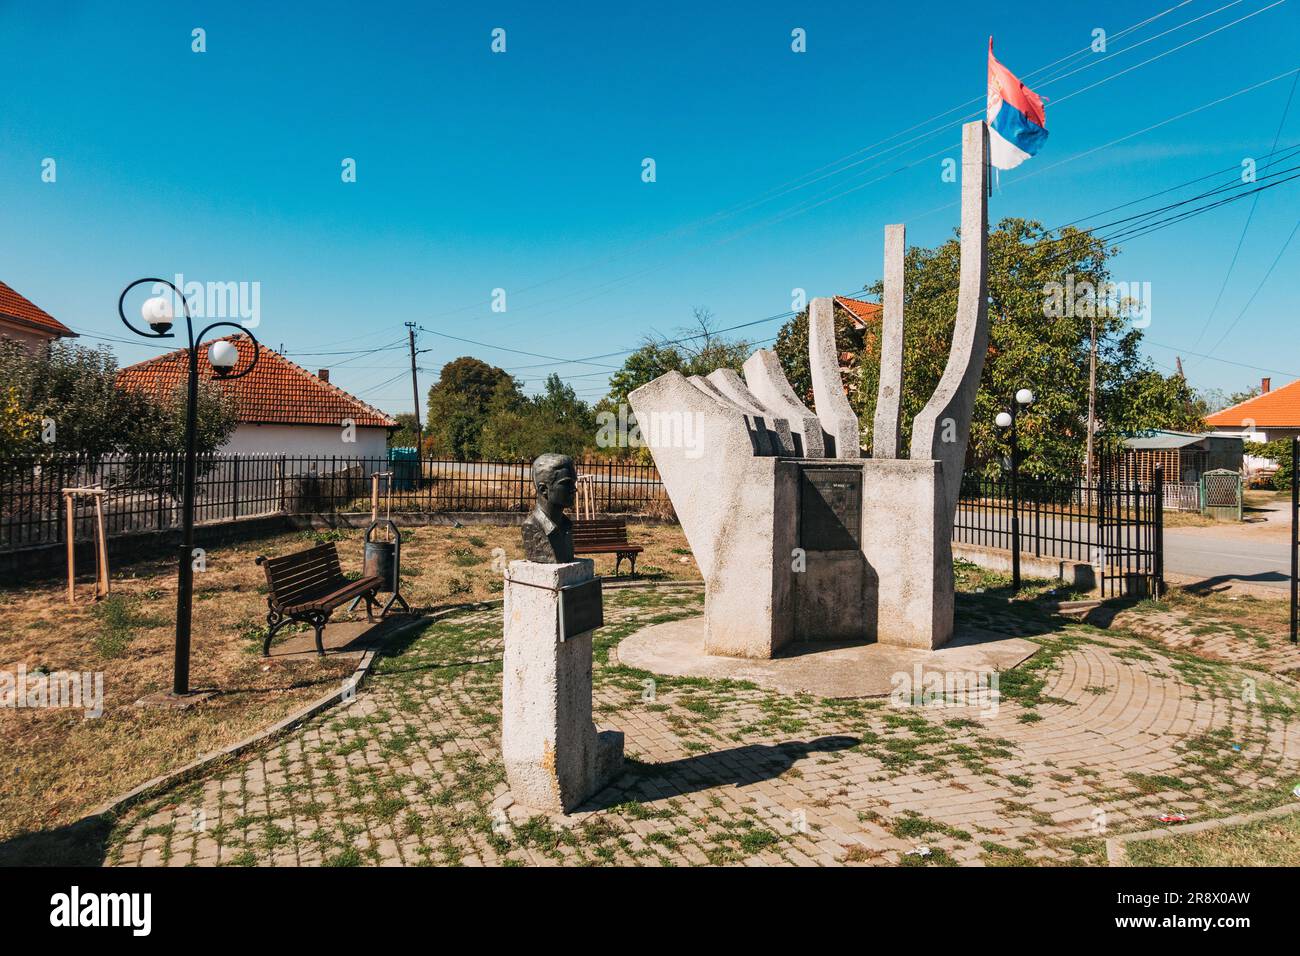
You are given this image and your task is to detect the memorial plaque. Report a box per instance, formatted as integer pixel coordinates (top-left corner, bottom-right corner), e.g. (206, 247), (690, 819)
(559, 577), (604, 641)
(799, 467), (862, 551)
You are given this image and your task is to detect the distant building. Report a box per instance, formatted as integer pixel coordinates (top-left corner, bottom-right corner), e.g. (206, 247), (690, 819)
(1121, 429), (1243, 484)
(117, 336), (398, 459)
(0, 281), (76, 351)
(1205, 377), (1300, 443)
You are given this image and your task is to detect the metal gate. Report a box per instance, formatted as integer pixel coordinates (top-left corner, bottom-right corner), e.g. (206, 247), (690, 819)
(1097, 451), (1164, 600)
(1201, 468), (1242, 521)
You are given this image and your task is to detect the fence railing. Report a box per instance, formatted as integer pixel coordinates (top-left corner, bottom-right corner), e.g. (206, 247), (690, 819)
(954, 469), (1163, 599)
(0, 454), (669, 553)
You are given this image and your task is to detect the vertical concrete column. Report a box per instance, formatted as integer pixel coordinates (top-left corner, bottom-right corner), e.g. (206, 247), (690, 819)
(808, 297), (862, 458)
(502, 559), (623, 813)
(873, 224), (906, 459)
(909, 121), (990, 518)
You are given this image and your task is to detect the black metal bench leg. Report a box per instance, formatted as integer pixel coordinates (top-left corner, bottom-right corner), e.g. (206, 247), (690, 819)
(364, 591), (377, 623)
(313, 619), (326, 656)
(263, 611), (286, 657)
(628, 552), (637, 575)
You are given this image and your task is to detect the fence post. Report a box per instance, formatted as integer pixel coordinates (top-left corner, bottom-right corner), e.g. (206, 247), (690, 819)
(1291, 437), (1297, 645)
(1153, 464), (1165, 599)
(231, 456), (240, 520)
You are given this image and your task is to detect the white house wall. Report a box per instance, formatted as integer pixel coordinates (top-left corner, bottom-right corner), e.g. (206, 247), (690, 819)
(223, 423), (389, 461)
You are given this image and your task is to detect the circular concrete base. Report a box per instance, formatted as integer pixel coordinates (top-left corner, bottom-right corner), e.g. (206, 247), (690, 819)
(616, 616), (1039, 698)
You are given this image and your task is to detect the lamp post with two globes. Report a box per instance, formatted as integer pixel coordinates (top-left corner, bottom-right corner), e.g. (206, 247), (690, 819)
(995, 387), (1035, 591)
(118, 278), (261, 700)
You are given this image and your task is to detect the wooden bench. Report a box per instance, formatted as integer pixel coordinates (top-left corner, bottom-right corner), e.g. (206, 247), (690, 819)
(572, 518), (643, 575)
(256, 543), (382, 656)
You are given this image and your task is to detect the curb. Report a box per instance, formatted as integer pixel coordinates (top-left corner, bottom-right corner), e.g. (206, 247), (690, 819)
(1104, 802), (1300, 865)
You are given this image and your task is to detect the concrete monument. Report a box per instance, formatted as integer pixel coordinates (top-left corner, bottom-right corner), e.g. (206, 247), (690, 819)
(628, 121), (990, 656)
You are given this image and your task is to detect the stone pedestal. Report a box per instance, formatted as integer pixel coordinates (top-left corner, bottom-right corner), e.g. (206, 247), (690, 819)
(501, 559), (623, 813)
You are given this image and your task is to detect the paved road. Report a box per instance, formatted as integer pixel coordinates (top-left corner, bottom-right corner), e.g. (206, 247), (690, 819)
(957, 504), (1295, 592)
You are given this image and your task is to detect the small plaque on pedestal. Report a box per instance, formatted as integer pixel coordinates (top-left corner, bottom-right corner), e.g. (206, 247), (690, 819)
(559, 577), (603, 641)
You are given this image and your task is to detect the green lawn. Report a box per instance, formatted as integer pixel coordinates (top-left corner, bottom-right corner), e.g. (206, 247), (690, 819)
(1125, 810), (1300, 866)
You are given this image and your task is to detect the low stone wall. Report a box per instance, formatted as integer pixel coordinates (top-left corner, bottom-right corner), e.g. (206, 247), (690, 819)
(952, 541), (1097, 591)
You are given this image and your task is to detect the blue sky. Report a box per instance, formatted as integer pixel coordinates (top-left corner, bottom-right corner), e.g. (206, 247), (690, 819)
(2, 0), (1297, 414)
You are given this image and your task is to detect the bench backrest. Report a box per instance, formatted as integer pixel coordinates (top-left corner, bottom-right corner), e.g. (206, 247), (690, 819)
(572, 518), (631, 547)
(257, 543), (348, 608)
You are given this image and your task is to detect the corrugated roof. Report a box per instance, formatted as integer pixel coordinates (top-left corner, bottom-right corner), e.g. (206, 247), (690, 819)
(117, 335), (398, 429)
(1124, 430), (1205, 450)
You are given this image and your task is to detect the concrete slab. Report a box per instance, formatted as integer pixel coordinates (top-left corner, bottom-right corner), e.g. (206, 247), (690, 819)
(266, 614), (419, 661)
(616, 615), (1038, 698)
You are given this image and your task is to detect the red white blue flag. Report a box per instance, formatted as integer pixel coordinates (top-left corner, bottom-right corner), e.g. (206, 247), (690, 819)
(987, 37), (1048, 170)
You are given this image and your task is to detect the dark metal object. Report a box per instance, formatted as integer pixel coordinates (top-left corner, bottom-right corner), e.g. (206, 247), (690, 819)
(522, 453), (577, 563)
(798, 466), (862, 552)
(360, 518), (409, 616)
(1007, 403), (1022, 590)
(1291, 436), (1297, 645)
(953, 454), (1162, 602)
(559, 577), (604, 641)
(117, 278), (261, 696)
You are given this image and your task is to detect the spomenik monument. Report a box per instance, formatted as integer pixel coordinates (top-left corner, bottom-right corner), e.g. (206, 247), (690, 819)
(629, 121), (991, 658)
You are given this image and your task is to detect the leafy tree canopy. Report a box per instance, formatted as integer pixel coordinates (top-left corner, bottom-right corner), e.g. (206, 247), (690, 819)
(775, 217), (1207, 476)
(0, 340), (236, 459)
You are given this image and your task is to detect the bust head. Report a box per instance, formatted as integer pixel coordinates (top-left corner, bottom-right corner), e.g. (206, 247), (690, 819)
(531, 452), (577, 521)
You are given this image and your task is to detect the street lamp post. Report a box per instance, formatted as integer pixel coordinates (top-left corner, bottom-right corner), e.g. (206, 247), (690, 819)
(996, 388), (1035, 591)
(118, 278), (261, 700)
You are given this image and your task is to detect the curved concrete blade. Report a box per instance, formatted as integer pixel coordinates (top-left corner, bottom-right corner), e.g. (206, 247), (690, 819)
(742, 350), (826, 458)
(706, 368), (796, 456)
(808, 297), (862, 458)
(873, 224), (905, 459)
(909, 121), (989, 518)
(688, 375), (773, 456)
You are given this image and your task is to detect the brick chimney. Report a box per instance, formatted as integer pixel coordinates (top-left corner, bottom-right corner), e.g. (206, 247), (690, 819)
(1261, 377), (1271, 394)
(318, 369), (330, 383)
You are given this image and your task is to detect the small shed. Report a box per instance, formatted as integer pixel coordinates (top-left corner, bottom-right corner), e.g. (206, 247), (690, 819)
(1121, 430), (1243, 484)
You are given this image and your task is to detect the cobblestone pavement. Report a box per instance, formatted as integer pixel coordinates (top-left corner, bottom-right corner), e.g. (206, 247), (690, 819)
(1109, 604), (1300, 677)
(108, 587), (1300, 867)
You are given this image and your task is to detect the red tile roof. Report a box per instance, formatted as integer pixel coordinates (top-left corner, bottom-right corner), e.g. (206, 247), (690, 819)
(834, 296), (883, 329)
(0, 281), (76, 338)
(1205, 379), (1300, 428)
(117, 335), (398, 429)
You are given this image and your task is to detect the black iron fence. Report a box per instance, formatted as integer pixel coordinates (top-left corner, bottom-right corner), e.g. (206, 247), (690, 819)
(0, 454), (668, 554)
(954, 466), (1164, 599)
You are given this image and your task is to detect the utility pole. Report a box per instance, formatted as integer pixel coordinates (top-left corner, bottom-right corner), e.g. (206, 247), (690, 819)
(406, 322), (422, 446)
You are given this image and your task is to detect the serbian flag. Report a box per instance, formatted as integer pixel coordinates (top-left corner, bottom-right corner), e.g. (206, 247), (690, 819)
(987, 37), (1048, 170)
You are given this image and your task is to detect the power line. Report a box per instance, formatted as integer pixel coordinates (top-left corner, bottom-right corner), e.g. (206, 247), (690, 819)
(1188, 67), (1300, 352)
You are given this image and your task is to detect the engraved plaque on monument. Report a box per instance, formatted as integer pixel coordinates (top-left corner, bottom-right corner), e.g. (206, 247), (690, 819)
(799, 466), (862, 551)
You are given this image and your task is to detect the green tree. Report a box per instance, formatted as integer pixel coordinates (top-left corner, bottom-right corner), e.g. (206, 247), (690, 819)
(387, 412), (422, 449)
(774, 217), (1196, 476)
(0, 340), (236, 459)
(480, 374), (596, 461)
(423, 357), (519, 459)
(1245, 438), (1295, 492)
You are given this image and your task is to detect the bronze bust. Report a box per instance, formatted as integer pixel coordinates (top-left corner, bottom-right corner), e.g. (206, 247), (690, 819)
(521, 452), (577, 563)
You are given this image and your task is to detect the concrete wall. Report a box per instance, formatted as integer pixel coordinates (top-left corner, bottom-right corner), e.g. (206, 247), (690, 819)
(953, 541), (1097, 591)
